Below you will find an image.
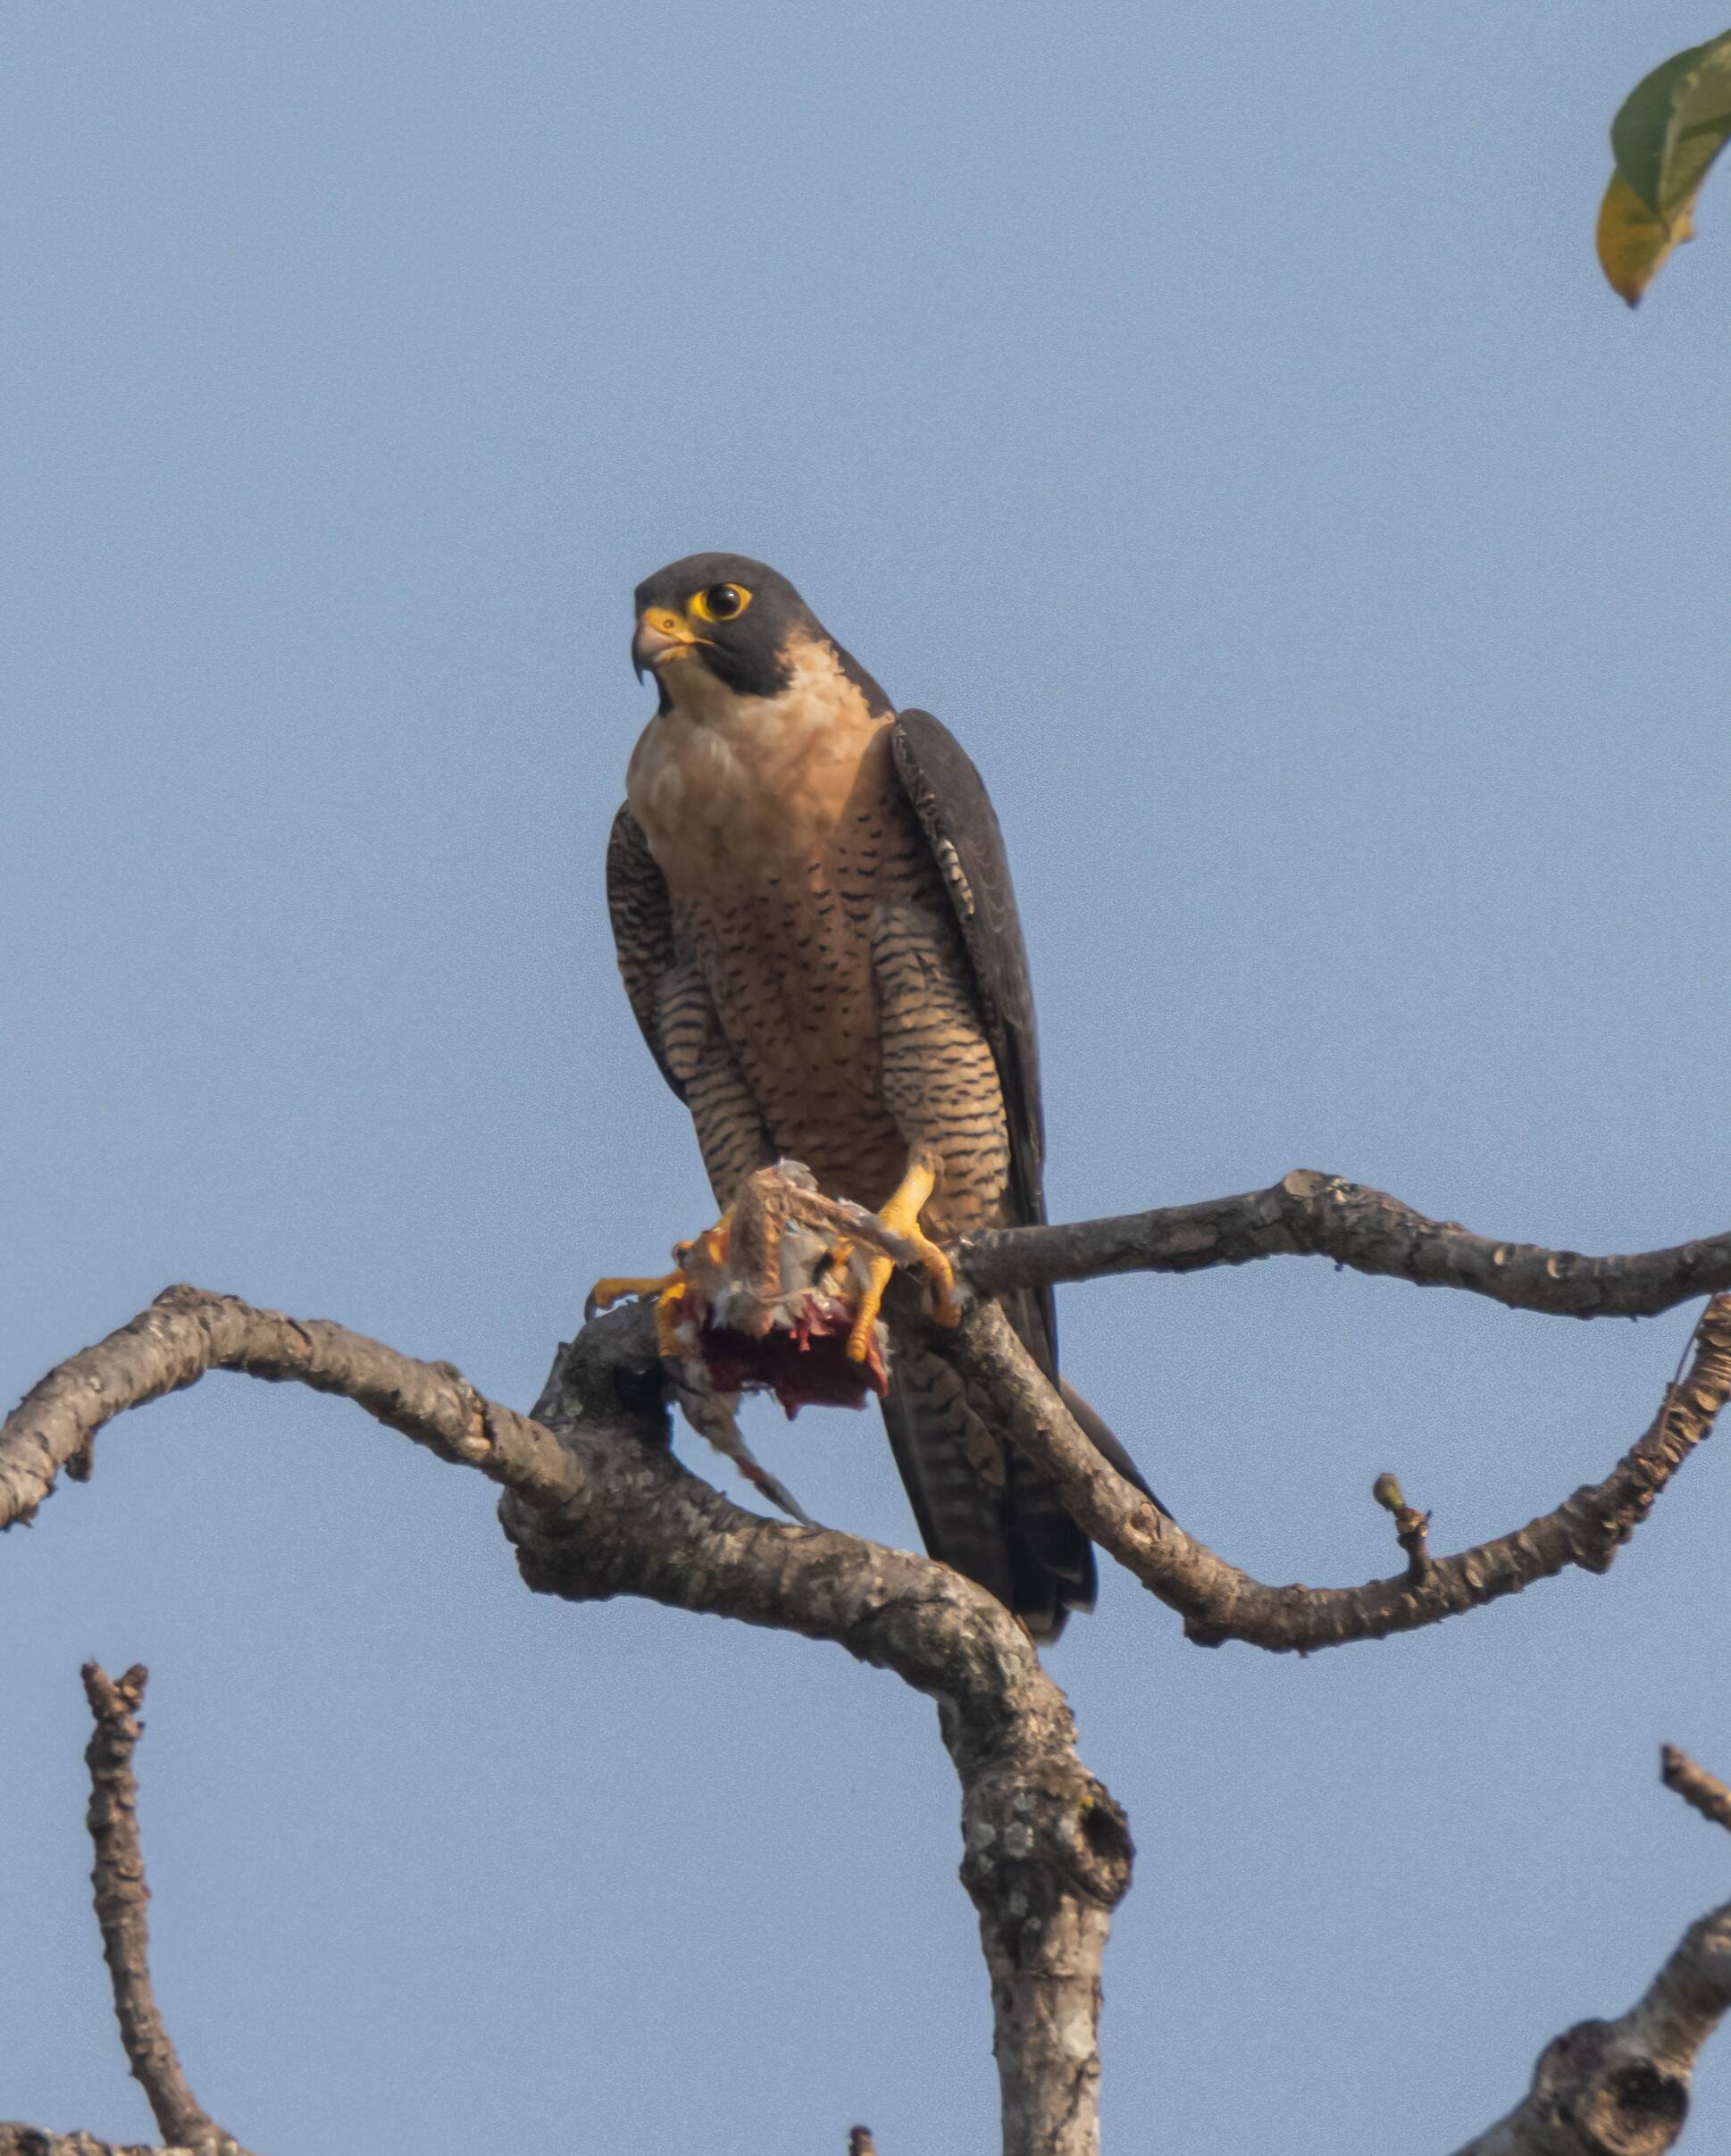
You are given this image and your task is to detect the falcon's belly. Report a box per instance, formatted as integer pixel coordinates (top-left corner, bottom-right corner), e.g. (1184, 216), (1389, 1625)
(625, 650), (1004, 1233)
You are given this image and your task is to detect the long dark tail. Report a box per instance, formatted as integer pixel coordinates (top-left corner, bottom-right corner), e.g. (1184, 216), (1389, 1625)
(880, 1290), (1159, 1641)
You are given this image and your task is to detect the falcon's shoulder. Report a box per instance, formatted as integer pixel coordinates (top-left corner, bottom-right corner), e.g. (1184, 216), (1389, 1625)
(889, 708), (1047, 1225)
(606, 803), (685, 1102)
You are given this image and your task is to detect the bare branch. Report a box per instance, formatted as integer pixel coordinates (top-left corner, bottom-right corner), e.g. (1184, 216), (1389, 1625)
(0, 2132), (189, 2155)
(14, 1275), (1731, 2144)
(12, 1158), (1725, 1531)
(0, 1292), (1127, 2156)
(1663, 1748), (1731, 1838)
(960, 1170), (1731, 1318)
(933, 1294), (1731, 1653)
(0, 1675), (259, 2156)
(1455, 1892), (1731, 2155)
(1453, 1753), (1731, 2152)
(79, 1664), (240, 2153)
(0, 1283), (577, 1533)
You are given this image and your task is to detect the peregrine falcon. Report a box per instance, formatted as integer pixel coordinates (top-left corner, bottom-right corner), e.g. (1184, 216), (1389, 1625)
(599, 552), (1151, 1637)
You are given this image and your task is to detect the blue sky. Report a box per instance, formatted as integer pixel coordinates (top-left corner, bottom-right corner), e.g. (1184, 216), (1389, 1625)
(4, 4), (1730, 2150)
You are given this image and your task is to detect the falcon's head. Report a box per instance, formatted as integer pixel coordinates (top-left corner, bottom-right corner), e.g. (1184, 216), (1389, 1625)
(631, 552), (891, 720)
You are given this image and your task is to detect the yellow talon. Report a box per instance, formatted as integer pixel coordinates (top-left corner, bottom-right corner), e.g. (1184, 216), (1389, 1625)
(878, 1158), (962, 1328)
(589, 1272), (684, 1312)
(844, 1157), (963, 1363)
(816, 1237), (857, 1299)
(846, 1254), (898, 1363)
(654, 1277), (690, 1358)
(590, 1216), (736, 1357)
(586, 1269), (695, 1358)
(903, 1233), (960, 1328)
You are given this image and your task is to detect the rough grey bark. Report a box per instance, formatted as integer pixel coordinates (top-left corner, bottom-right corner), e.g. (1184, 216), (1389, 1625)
(1, 1667), (255, 2156)
(79, 1665), (244, 2156)
(960, 1169), (1731, 1318)
(0, 2134), (195, 2155)
(0, 1282), (576, 1532)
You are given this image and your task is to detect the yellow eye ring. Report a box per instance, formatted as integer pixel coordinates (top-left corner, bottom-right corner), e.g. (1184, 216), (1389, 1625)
(690, 582), (751, 623)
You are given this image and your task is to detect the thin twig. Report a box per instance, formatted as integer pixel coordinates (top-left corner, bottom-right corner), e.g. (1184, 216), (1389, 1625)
(80, 1666), (236, 2154)
(1662, 1747), (1731, 1837)
(1371, 1475), (1433, 1583)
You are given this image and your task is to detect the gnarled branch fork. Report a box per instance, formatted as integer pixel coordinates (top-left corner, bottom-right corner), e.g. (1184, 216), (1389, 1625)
(1, 1289), (1123, 2156)
(5, 1169), (1731, 2151)
(1454, 1750), (1731, 2156)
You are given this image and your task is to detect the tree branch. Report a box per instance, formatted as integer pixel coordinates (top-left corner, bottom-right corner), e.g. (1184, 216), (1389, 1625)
(959, 1170), (1731, 1319)
(11, 1262), (1731, 2145)
(0, 1283), (577, 1533)
(1663, 1749), (1731, 1837)
(1453, 1750), (1731, 2156)
(11, 1166), (1727, 1533)
(0, 2132), (194, 2155)
(510, 1319), (1132, 2156)
(0, 1291), (1128, 2156)
(932, 1294), (1731, 1653)
(1, 1667), (258, 2156)
(79, 1665), (239, 2154)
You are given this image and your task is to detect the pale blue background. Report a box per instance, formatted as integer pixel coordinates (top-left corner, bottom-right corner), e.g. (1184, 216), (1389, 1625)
(4, 5), (1730, 2150)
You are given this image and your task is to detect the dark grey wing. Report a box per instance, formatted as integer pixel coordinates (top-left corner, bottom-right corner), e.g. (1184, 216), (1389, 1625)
(888, 712), (1162, 1544)
(889, 709), (1052, 1358)
(606, 804), (684, 1103)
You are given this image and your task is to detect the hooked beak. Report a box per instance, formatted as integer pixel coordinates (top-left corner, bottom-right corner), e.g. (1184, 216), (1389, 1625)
(633, 606), (707, 682)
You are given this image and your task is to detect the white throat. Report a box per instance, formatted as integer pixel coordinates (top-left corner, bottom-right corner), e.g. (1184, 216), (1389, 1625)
(626, 637), (888, 873)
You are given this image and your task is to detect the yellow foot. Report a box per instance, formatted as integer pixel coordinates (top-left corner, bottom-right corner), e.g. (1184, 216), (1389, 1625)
(587, 1269), (691, 1356)
(588, 1272), (682, 1311)
(845, 1157), (962, 1363)
(589, 1224), (733, 1358)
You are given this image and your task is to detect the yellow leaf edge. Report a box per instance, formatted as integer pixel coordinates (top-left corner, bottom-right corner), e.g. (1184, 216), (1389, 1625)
(1596, 171), (1695, 306)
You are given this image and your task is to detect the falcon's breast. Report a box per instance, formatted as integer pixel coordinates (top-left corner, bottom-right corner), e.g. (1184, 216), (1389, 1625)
(625, 632), (933, 1213)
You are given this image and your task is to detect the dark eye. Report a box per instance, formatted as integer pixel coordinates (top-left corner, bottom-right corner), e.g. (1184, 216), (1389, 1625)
(693, 581), (750, 623)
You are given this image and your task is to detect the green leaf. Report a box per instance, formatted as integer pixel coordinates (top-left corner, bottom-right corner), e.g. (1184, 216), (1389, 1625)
(1597, 29), (1731, 304)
